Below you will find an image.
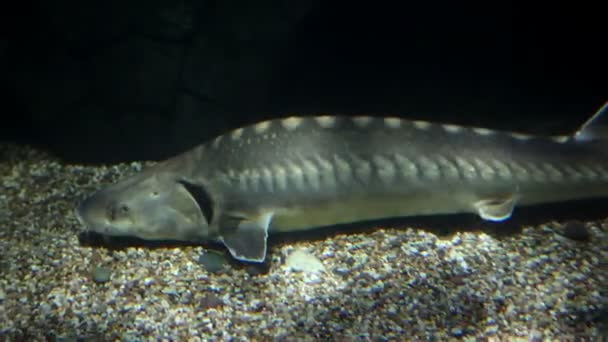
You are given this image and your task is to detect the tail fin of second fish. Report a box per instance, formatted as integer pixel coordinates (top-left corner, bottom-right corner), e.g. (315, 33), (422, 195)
(574, 101), (608, 142)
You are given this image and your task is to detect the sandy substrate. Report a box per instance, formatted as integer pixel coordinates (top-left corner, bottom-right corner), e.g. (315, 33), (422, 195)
(1, 143), (607, 341)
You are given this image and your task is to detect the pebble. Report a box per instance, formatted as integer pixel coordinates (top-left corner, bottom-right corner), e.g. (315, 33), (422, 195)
(92, 266), (112, 283)
(197, 251), (227, 273)
(560, 220), (592, 241)
(285, 249), (325, 273)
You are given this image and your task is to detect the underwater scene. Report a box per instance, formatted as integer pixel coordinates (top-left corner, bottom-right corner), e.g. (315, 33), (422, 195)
(1, 0), (606, 340)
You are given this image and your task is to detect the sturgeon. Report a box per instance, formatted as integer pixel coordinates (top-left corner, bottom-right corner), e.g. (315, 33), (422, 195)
(76, 102), (608, 262)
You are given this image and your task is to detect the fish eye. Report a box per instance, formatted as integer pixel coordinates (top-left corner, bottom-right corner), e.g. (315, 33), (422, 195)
(150, 191), (159, 197)
(120, 205), (129, 213)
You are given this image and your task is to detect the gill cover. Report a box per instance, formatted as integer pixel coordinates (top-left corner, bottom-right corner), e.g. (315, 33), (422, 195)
(76, 170), (212, 242)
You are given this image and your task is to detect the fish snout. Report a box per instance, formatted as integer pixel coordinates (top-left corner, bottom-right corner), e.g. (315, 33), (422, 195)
(75, 192), (110, 232)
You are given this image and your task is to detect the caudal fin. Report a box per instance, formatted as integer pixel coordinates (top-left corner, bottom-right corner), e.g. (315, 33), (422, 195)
(574, 101), (608, 142)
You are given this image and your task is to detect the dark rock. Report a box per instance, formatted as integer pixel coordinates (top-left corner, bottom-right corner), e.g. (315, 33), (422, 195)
(92, 266), (112, 283)
(561, 221), (591, 242)
(197, 251), (227, 273)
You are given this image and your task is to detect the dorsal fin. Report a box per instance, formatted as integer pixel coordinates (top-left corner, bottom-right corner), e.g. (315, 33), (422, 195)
(574, 101), (608, 142)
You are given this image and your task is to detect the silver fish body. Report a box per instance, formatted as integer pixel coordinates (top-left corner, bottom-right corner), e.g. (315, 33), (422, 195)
(76, 102), (608, 262)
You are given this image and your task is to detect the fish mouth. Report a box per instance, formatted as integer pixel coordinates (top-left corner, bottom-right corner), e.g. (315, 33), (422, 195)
(74, 205), (114, 238)
(75, 192), (109, 232)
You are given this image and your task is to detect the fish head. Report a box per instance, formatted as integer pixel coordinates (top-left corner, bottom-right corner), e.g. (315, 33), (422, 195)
(75, 169), (212, 242)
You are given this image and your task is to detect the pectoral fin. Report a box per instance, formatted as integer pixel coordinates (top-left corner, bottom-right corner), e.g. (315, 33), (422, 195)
(219, 211), (274, 263)
(473, 195), (517, 222)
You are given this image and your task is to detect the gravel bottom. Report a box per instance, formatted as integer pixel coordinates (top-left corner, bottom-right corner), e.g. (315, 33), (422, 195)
(1, 143), (607, 341)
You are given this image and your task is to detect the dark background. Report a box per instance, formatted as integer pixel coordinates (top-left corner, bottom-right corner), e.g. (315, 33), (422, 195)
(0, 1), (605, 164)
